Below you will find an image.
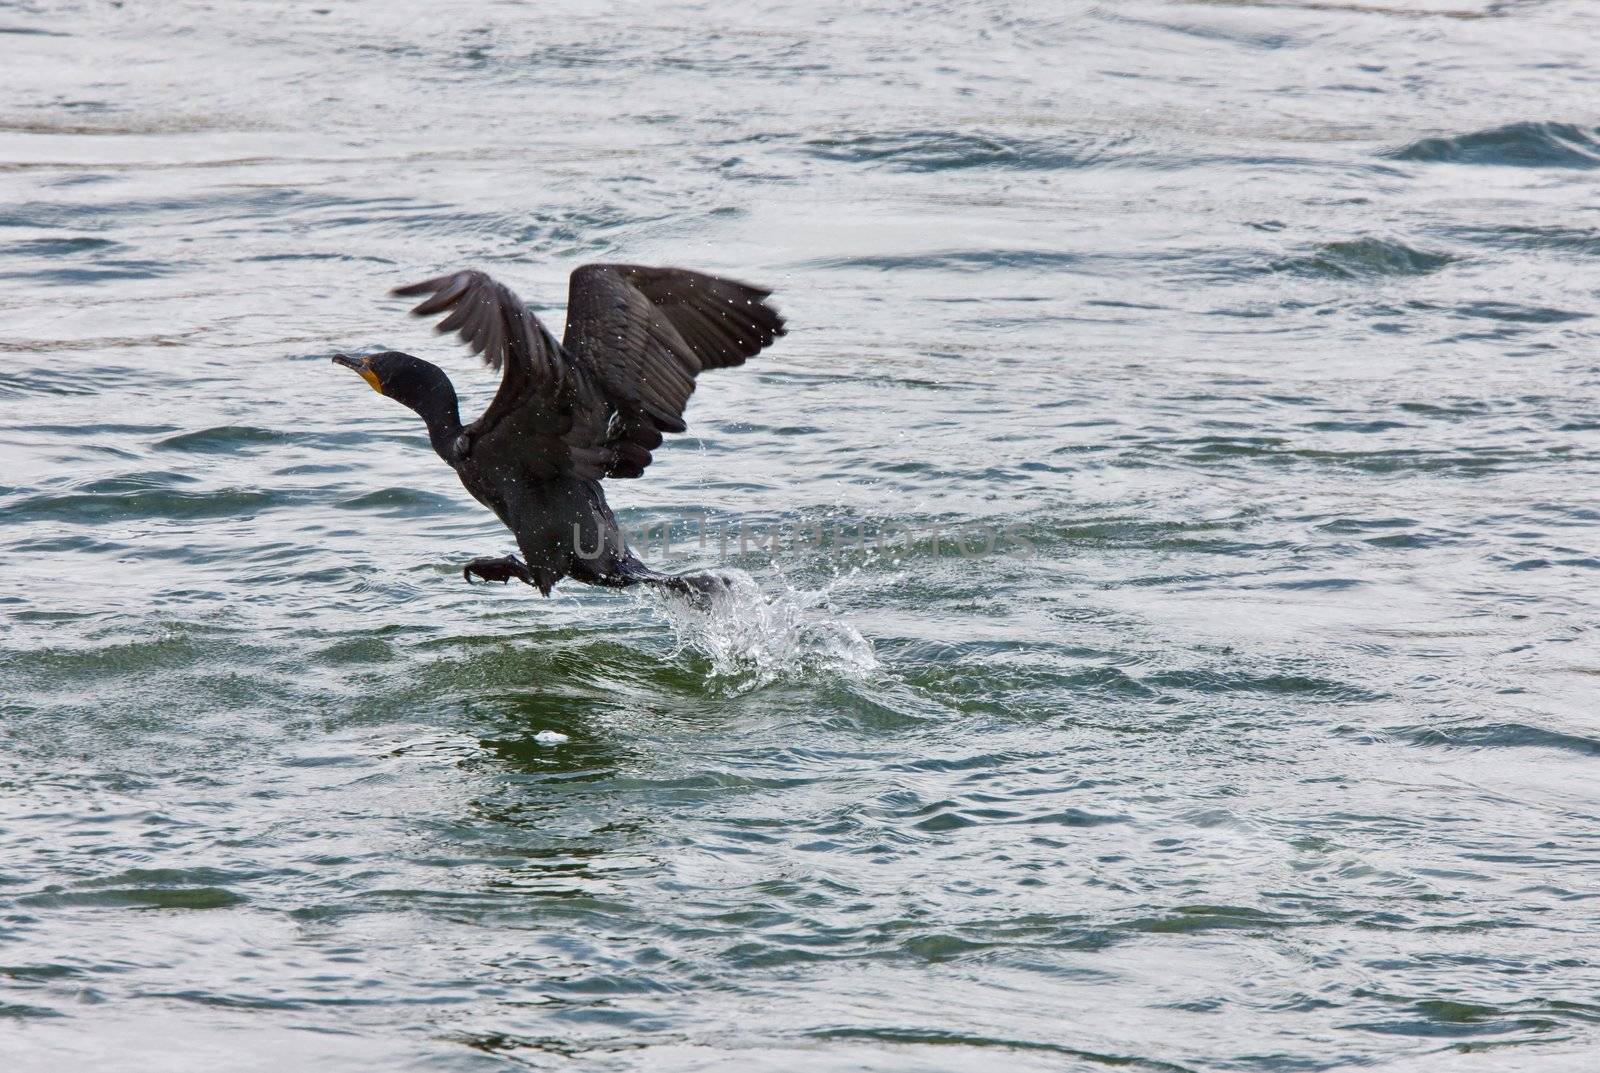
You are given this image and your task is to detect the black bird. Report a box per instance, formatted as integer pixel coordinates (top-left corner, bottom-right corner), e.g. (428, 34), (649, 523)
(333, 265), (785, 596)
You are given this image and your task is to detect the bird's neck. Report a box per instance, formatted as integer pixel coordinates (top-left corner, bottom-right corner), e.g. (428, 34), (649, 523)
(410, 390), (463, 462)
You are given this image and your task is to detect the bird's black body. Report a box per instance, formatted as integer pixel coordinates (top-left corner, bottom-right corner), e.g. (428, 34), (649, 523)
(334, 265), (785, 597)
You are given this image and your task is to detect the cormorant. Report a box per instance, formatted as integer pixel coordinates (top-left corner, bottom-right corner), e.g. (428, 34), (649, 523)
(333, 265), (785, 597)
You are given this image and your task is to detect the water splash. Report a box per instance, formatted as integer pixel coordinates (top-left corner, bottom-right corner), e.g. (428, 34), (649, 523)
(650, 568), (877, 692)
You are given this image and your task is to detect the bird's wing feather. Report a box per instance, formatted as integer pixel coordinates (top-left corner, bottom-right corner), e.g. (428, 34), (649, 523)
(393, 270), (609, 480)
(561, 264), (785, 478)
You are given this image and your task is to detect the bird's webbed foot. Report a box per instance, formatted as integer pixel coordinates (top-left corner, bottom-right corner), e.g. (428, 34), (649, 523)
(462, 554), (535, 586)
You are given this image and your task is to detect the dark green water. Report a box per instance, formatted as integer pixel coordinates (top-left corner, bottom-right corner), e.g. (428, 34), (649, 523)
(3, 2), (1599, 1069)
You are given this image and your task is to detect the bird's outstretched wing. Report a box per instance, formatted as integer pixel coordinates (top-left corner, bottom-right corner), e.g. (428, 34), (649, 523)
(393, 270), (609, 479)
(562, 264), (786, 478)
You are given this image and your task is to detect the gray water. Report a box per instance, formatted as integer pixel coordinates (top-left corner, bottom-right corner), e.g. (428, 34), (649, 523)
(3, 1), (1600, 1069)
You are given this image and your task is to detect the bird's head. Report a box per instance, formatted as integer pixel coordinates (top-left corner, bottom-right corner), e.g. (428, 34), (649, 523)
(332, 351), (462, 450)
(332, 350), (441, 402)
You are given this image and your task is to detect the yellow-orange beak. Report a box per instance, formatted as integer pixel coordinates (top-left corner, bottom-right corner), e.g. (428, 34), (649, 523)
(332, 353), (383, 395)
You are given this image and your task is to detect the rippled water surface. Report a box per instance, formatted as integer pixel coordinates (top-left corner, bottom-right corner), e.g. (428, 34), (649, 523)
(4, 1), (1600, 1069)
